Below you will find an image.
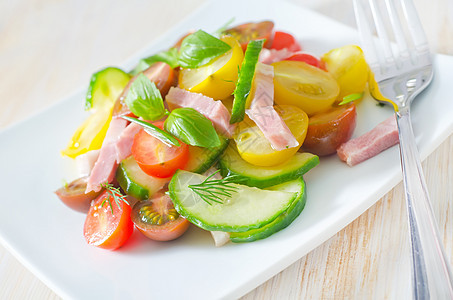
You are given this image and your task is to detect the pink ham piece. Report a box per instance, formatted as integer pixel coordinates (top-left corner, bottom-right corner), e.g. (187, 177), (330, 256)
(245, 63), (299, 151)
(86, 117), (128, 193)
(337, 115), (399, 166)
(115, 122), (142, 163)
(259, 48), (293, 64)
(75, 149), (100, 177)
(165, 87), (236, 138)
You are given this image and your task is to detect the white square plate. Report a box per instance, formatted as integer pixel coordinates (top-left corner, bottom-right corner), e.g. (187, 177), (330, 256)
(2, 0), (453, 298)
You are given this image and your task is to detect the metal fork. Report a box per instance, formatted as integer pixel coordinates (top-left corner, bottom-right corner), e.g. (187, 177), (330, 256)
(353, 0), (453, 298)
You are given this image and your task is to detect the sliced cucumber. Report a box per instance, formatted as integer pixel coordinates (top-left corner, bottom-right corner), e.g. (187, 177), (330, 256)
(230, 39), (264, 124)
(116, 137), (228, 200)
(219, 146), (319, 188)
(168, 170), (297, 232)
(230, 177), (306, 242)
(185, 136), (229, 174)
(116, 156), (169, 200)
(85, 67), (131, 110)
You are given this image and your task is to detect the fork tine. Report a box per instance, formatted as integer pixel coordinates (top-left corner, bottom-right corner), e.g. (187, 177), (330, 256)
(384, 0), (410, 60)
(400, 0), (430, 53)
(353, 0), (380, 70)
(368, 0), (396, 66)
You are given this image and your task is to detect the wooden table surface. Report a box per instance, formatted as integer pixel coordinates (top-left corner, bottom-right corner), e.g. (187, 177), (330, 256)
(1, 0), (452, 299)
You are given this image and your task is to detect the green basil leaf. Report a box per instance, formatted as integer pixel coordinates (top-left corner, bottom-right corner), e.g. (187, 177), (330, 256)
(178, 30), (231, 69)
(124, 73), (167, 121)
(164, 108), (221, 148)
(339, 92), (363, 105)
(121, 116), (180, 147)
(130, 48), (180, 75)
(230, 39), (264, 124)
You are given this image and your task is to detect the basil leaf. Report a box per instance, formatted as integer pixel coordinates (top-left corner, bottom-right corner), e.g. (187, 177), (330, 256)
(178, 30), (231, 69)
(339, 93), (363, 105)
(230, 39), (264, 124)
(121, 116), (180, 147)
(164, 108), (221, 148)
(124, 73), (167, 121)
(130, 48), (180, 75)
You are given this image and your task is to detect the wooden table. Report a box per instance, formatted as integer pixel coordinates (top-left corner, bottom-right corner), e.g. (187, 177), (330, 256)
(1, 0), (452, 298)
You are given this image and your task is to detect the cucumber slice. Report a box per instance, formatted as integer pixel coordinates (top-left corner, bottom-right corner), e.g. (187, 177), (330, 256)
(219, 146), (319, 188)
(230, 177), (306, 242)
(185, 136), (229, 174)
(85, 67), (131, 110)
(230, 39), (264, 124)
(116, 156), (169, 200)
(116, 137), (228, 200)
(168, 170), (297, 232)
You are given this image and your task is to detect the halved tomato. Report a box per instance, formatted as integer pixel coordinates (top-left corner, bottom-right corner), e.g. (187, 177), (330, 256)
(55, 176), (101, 213)
(234, 105), (309, 167)
(178, 36), (243, 100)
(272, 60), (340, 116)
(131, 122), (189, 178)
(302, 103), (357, 156)
(131, 191), (190, 241)
(321, 45), (369, 100)
(83, 191), (133, 250)
(271, 31), (301, 52)
(224, 20), (274, 51)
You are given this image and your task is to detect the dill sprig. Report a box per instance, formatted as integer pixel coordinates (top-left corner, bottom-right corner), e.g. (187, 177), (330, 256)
(188, 170), (240, 205)
(100, 182), (129, 214)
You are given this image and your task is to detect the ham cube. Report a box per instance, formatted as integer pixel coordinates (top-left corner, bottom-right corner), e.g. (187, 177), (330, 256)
(115, 122), (142, 163)
(86, 117), (128, 193)
(337, 115), (399, 166)
(165, 87), (236, 138)
(245, 63), (298, 151)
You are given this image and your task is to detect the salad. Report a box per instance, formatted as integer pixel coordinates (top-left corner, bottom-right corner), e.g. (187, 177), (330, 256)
(55, 20), (370, 250)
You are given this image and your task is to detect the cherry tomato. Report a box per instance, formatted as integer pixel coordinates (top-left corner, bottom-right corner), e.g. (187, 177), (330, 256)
(271, 31), (301, 52)
(285, 52), (322, 69)
(55, 176), (101, 213)
(83, 191), (134, 250)
(234, 105), (308, 167)
(113, 62), (176, 117)
(302, 103), (357, 156)
(321, 45), (369, 101)
(224, 21), (274, 51)
(178, 36), (243, 100)
(131, 191), (190, 241)
(272, 60), (340, 116)
(131, 122), (189, 178)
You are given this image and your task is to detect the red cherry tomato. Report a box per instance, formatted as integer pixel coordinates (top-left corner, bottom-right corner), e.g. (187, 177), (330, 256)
(302, 103), (357, 156)
(131, 122), (189, 178)
(83, 191), (134, 250)
(271, 31), (301, 52)
(224, 21), (274, 51)
(285, 52), (323, 69)
(131, 191), (190, 241)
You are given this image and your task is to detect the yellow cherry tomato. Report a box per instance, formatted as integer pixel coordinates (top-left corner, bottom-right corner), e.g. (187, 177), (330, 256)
(321, 45), (369, 101)
(178, 36), (244, 100)
(61, 108), (112, 158)
(272, 61), (340, 116)
(234, 105), (308, 167)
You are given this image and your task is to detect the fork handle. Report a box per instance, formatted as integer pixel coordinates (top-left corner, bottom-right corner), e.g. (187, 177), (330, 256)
(396, 107), (453, 299)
